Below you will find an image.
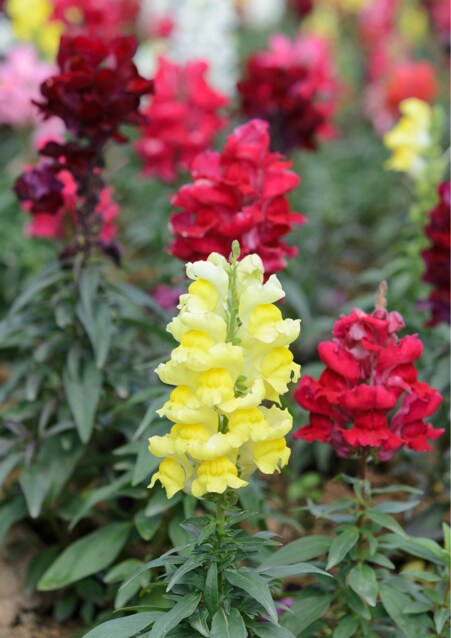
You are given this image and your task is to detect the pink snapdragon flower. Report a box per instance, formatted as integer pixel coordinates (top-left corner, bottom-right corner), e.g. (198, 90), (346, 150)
(0, 44), (63, 144)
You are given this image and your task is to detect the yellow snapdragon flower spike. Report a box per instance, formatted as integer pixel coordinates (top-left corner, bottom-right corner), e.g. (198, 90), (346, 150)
(6, 0), (63, 58)
(149, 245), (301, 499)
(383, 99), (433, 179)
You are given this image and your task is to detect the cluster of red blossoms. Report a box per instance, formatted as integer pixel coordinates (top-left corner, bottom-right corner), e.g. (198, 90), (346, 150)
(294, 299), (444, 458)
(420, 181), (451, 326)
(238, 34), (337, 153)
(136, 57), (229, 182)
(168, 119), (305, 275)
(51, 0), (139, 40)
(15, 35), (153, 260)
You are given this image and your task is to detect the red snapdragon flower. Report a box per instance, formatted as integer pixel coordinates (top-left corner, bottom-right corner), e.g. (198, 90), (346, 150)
(420, 181), (451, 326)
(293, 305), (444, 458)
(168, 119), (305, 275)
(52, 0), (139, 39)
(364, 59), (438, 133)
(237, 34), (338, 152)
(384, 61), (438, 114)
(34, 35), (154, 147)
(135, 57), (229, 182)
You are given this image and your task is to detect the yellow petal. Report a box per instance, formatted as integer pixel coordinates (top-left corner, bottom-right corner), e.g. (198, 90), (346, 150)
(253, 438), (291, 473)
(148, 458), (188, 498)
(196, 368), (235, 406)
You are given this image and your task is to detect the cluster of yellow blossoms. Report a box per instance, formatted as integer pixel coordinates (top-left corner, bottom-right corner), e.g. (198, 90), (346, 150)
(6, 0), (62, 58)
(383, 98), (433, 179)
(149, 248), (301, 499)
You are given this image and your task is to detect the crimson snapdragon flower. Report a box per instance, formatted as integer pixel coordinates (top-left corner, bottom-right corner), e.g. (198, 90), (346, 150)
(168, 119), (305, 275)
(237, 34), (338, 152)
(135, 57), (229, 182)
(34, 35), (153, 147)
(293, 298), (444, 458)
(420, 181), (451, 326)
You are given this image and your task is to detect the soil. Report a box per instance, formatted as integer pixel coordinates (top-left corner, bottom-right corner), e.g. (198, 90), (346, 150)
(0, 528), (80, 638)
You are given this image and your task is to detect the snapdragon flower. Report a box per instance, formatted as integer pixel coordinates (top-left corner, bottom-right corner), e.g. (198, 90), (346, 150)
(149, 245), (300, 499)
(383, 98), (433, 178)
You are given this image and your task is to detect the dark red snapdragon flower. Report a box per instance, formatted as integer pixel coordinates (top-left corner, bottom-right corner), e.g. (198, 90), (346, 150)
(290, 0), (313, 18)
(14, 161), (65, 214)
(34, 35), (154, 147)
(237, 34), (338, 153)
(293, 293), (444, 459)
(16, 156), (119, 244)
(420, 181), (451, 326)
(135, 57), (228, 182)
(168, 119), (305, 275)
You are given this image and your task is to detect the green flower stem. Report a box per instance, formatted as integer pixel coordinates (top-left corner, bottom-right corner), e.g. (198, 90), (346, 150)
(226, 241), (240, 344)
(359, 447), (368, 482)
(216, 499), (226, 608)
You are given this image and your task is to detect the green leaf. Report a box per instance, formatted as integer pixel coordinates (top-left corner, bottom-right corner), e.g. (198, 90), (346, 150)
(147, 592), (201, 638)
(332, 617), (359, 638)
(111, 281), (169, 321)
(54, 594), (78, 622)
(382, 534), (448, 565)
(204, 561), (218, 617)
(79, 267), (100, 322)
(257, 562), (331, 580)
(0, 452), (22, 489)
(373, 501), (419, 513)
(134, 511), (161, 542)
(366, 510), (407, 537)
(345, 589), (371, 621)
(9, 267), (62, 315)
(167, 556), (205, 591)
(211, 608), (247, 638)
(77, 300), (113, 370)
(25, 546), (59, 595)
(19, 464), (52, 518)
(260, 535), (331, 568)
(83, 612), (163, 638)
(121, 545), (190, 589)
(380, 584), (431, 638)
(348, 564), (378, 607)
(250, 622), (297, 638)
(224, 568), (278, 623)
(434, 608), (450, 634)
(443, 523), (451, 554)
(92, 305), (113, 369)
(69, 472), (132, 530)
(0, 497), (27, 545)
(326, 528), (359, 570)
(63, 356), (102, 443)
(282, 594), (333, 635)
(367, 553), (395, 569)
(38, 523), (131, 590)
(401, 570), (441, 583)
